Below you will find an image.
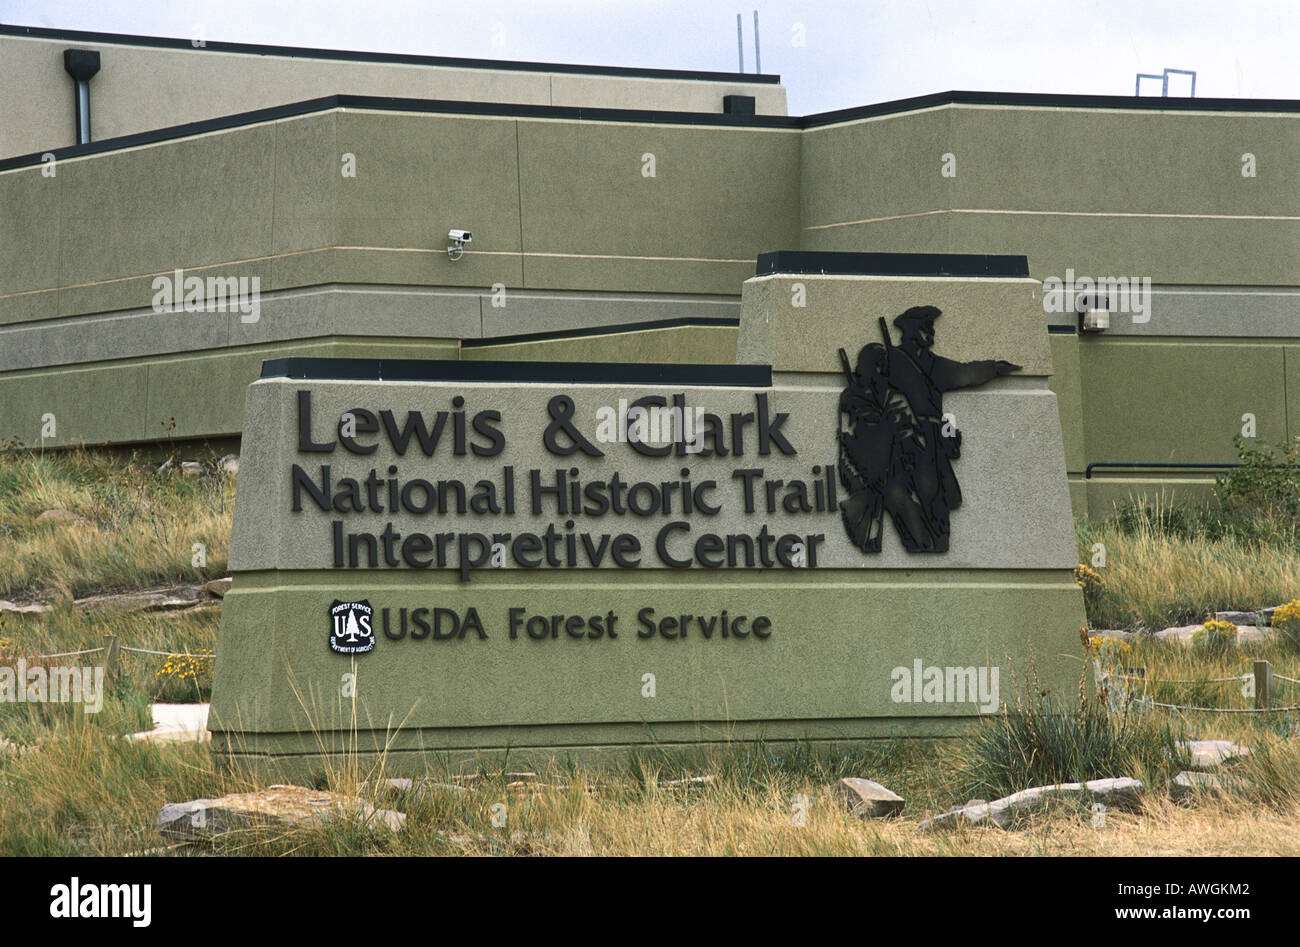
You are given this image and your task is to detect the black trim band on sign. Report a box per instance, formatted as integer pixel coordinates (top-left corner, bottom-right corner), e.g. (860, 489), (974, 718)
(0, 24), (780, 83)
(1047, 324), (1079, 335)
(755, 251), (1030, 279)
(463, 316), (741, 349)
(259, 357), (773, 388)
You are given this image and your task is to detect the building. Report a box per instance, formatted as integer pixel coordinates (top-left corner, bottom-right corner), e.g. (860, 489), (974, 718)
(2, 25), (1298, 518)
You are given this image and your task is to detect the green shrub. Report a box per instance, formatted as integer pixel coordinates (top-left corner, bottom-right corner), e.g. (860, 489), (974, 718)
(1074, 564), (1107, 619)
(150, 649), (214, 702)
(1216, 435), (1300, 531)
(956, 676), (1185, 801)
(1191, 619), (1238, 657)
(1274, 600), (1300, 653)
(1113, 499), (1202, 541)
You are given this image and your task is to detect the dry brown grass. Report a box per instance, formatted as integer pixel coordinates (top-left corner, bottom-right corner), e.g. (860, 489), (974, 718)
(172, 754), (1300, 857)
(2, 448), (1299, 856)
(1078, 523), (1300, 631)
(0, 446), (233, 600)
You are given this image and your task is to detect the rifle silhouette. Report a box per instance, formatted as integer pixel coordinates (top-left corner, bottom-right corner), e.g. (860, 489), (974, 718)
(837, 347), (854, 385)
(878, 316), (892, 359)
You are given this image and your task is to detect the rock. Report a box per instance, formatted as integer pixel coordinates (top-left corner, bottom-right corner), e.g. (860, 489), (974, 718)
(128, 727), (211, 745)
(1089, 629), (1134, 642)
(917, 778), (1144, 833)
(837, 777), (904, 818)
(155, 459), (203, 477)
(157, 784), (405, 842)
(217, 454), (240, 476)
(37, 508), (87, 526)
(1179, 740), (1251, 770)
(1152, 624), (1203, 643)
(0, 599), (49, 615)
(74, 584), (205, 613)
(1171, 771), (1221, 802)
(1170, 770), (1254, 803)
(1153, 624), (1271, 646)
(123, 843), (192, 857)
(202, 577), (233, 599)
(506, 779), (554, 792)
(379, 777), (467, 799)
(1216, 606), (1280, 626)
(661, 774), (715, 790)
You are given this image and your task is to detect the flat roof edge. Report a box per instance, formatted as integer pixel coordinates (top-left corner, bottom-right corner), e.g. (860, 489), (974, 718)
(1, 23), (780, 84)
(4, 86), (1297, 173)
(802, 89), (1300, 127)
(0, 94), (801, 171)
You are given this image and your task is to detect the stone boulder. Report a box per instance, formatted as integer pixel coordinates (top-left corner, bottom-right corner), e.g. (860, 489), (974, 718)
(0, 600), (48, 615)
(661, 774), (715, 790)
(1170, 770), (1253, 803)
(155, 459), (203, 477)
(1178, 740), (1251, 770)
(1153, 624), (1272, 645)
(74, 583), (207, 613)
(379, 777), (467, 799)
(837, 778), (904, 818)
(157, 784), (405, 841)
(1215, 607), (1279, 626)
(916, 777), (1144, 833)
(202, 577), (233, 599)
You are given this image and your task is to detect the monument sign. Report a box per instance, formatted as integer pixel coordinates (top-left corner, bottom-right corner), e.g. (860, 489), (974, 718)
(210, 252), (1085, 775)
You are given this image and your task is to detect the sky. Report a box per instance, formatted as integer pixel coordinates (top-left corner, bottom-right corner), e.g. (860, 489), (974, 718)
(2, 0), (1298, 115)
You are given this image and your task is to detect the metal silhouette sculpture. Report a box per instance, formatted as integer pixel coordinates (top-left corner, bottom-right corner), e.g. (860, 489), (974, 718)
(838, 306), (1020, 554)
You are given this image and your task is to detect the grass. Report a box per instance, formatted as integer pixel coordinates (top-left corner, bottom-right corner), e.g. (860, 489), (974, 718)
(0, 445), (234, 600)
(0, 607), (219, 742)
(1, 447), (1299, 855)
(1076, 500), (1300, 631)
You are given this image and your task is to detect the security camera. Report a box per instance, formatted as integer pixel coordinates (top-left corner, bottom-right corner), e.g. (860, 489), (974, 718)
(1077, 294), (1110, 333)
(447, 229), (473, 261)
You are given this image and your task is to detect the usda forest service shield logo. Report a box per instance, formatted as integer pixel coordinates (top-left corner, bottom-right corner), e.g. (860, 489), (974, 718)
(329, 600), (375, 654)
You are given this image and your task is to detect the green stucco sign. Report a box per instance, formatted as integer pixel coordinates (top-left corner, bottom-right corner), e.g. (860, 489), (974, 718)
(210, 255), (1086, 776)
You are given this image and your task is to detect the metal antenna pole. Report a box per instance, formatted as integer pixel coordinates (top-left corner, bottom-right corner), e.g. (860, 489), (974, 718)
(736, 14), (744, 72)
(753, 10), (761, 73)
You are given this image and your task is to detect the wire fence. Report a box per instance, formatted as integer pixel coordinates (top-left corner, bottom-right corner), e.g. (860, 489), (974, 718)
(14, 636), (213, 667)
(1143, 699), (1300, 714)
(1116, 673), (1243, 684)
(1107, 659), (1300, 716)
(36, 647), (108, 659)
(122, 646), (207, 658)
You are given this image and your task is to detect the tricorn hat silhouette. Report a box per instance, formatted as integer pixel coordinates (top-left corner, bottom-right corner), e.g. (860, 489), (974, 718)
(893, 305), (942, 329)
